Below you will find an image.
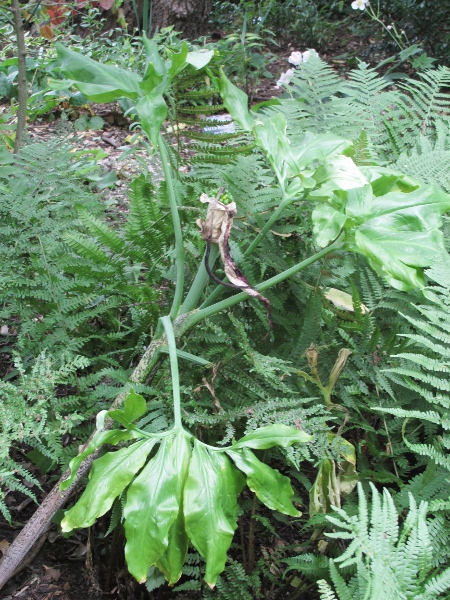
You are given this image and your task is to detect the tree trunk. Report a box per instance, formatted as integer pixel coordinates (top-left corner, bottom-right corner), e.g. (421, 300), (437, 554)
(11, 0), (27, 153)
(152, 0), (211, 37)
(125, 0), (211, 38)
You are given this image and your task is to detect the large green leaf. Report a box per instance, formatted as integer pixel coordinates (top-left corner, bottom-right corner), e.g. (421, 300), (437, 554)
(291, 132), (352, 170)
(312, 171), (450, 290)
(124, 432), (191, 583)
(227, 448), (300, 517)
(184, 442), (245, 587)
(253, 112), (297, 177)
(186, 49), (214, 69)
(141, 35), (166, 85)
(155, 431), (192, 585)
(308, 203), (347, 249)
(167, 43), (189, 79)
(218, 70), (254, 132)
(55, 44), (141, 102)
(135, 93), (167, 147)
(60, 410), (142, 491)
(61, 438), (156, 532)
(156, 502), (189, 585)
(232, 424), (312, 450)
(311, 155), (368, 196)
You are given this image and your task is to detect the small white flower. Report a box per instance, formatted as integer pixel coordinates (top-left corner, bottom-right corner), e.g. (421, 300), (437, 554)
(288, 51), (303, 66)
(351, 0), (368, 10)
(276, 68), (295, 88)
(386, 24), (393, 29)
(302, 49), (318, 62)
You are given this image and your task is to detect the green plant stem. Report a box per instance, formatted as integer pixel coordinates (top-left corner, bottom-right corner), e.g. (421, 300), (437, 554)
(160, 316), (182, 428)
(180, 244), (220, 314)
(187, 242), (342, 329)
(239, 516), (248, 572)
(367, 6), (406, 50)
(244, 198), (290, 258)
(158, 135), (185, 319)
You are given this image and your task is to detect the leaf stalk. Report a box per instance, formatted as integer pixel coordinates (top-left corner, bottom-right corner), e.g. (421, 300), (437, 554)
(160, 316), (182, 428)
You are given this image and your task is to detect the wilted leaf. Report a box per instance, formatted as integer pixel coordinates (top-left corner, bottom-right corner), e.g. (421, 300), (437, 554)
(43, 565), (61, 582)
(309, 458), (340, 517)
(0, 539), (10, 556)
(39, 25), (54, 40)
(324, 288), (369, 314)
(197, 193), (271, 326)
(309, 437), (357, 518)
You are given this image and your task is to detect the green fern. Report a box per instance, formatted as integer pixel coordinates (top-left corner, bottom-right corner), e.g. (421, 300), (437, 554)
(379, 258), (450, 471)
(275, 57), (450, 181)
(0, 351), (90, 521)
(317, 483), (450, 600)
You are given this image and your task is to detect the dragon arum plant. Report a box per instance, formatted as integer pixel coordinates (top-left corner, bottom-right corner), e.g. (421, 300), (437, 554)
(61, 317), (312, 587)
(12, 37), (446, 590)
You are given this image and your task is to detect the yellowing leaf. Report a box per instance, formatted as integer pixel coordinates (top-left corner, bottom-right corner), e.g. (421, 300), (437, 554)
(324, 288), (369, 314)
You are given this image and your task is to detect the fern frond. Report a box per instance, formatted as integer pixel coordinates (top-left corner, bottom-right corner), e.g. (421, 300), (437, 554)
(317, 577), (339, 600)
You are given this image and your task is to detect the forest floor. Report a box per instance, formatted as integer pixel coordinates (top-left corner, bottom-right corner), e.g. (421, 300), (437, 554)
(0, 23), (391, 600)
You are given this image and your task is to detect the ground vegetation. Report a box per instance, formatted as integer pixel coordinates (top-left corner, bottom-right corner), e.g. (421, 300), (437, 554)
(1, 1), (450, 599)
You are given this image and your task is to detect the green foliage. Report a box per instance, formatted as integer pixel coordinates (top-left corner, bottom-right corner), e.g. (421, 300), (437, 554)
(277, 56), (450, 169)
(60, 390), (311, 587)
(4, 35), (450, 599)
(0, 139), (164, 364)
(0, 351), (90, 522)
(316, 483), (450, 599)
(376, 0), (450, 66)
(204, 559), (263, 599)
(0, 136), (176, 524)
(219, 69), (450, 292)
(210, 0), (340, 49)
(379, 259), (450, 472)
